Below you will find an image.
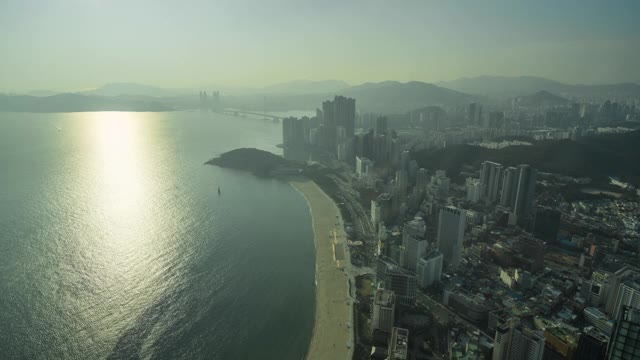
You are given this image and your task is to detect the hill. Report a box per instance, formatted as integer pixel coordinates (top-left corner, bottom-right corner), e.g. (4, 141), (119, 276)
(0, 93), (173, 112)
(341, 81), (475, 113)
(205, 148), (293, 176)
(80, 82), (179, 97)
(412, 131), (640, 185)
(438, 75), (640, 100)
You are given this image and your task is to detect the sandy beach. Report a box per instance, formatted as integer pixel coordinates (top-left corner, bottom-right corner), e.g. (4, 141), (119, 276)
(291, 180), (354, 360)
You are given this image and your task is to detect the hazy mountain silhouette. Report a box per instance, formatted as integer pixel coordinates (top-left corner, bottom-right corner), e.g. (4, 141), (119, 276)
(259, 80), (349, 95)
(80, 83), (180, 97)
(513, 90), (570, 107)
(438, 75), (640, 99)
(342, 81), (475, 113)
(0, 93), (172, 112)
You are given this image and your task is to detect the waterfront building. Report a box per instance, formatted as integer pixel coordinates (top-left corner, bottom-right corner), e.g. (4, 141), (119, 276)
(437, 206), (466, 267)
(372, 289), (395, 333)
(416, 250), (443, 288)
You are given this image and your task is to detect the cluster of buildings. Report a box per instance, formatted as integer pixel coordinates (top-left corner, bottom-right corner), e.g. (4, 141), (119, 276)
(280, 94), (640, 360)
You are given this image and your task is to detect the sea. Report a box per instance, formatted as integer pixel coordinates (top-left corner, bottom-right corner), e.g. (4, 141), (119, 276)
(0, 111), (316, 359)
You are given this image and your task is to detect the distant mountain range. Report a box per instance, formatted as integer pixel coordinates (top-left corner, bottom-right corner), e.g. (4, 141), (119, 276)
(341, 81), (474, 113)
(5, 76), (640, 113)
(224, 80), (476, 114)
(0, 93), (172, 112)
(438, 75), (640, 99)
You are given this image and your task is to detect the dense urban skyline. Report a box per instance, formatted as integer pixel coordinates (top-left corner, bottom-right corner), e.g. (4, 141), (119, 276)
(2, 0), (639, 92)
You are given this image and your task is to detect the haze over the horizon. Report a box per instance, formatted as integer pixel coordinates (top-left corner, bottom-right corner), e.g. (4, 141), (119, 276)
(1, 0), (639, 93)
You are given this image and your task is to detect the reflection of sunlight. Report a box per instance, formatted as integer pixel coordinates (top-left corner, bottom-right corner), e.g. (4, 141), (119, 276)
(93, 112), (144, 218)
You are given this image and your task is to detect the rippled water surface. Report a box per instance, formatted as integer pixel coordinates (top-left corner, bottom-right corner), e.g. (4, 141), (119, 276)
(0, 112), (315, 359)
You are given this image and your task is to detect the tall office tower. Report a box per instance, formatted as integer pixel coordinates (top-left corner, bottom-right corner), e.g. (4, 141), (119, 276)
(389, 327), (409, 360)
(513, 164), (537, 223)
(605, 266), (638, 315)
(467, 102), (482, 126)
(371, 200), (382, 232)
(607, 306), (640, 360)
(395, 170), (408, 198)
(493, 322), (514, 360)
(375, 116), (388, 136)
(500, 167), (519, 209)
(401, 218), (427, 272)
(533, 208), (561, 243)
(399, 150), (410, 171)
(437, 206), (466, 267)
(321, 99), (336, 150)
(416, 168), (429, 192)
(384, 269), (417, 306)
(575, 327), (609, 360)
(611, 274), (640, 321)
(372, 289), (395, 333)
(466, 178), (484, 203)
(508, 326), (545, 360)
(417, 250), (443, 288)
(480, 161), (504, 202)
(333, 95), (356, 139)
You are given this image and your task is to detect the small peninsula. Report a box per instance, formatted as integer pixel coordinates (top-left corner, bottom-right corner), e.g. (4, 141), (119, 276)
(205, 148), (302, 177)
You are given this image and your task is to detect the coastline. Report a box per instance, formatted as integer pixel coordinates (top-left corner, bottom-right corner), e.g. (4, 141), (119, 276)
(291, 179), (354, 360)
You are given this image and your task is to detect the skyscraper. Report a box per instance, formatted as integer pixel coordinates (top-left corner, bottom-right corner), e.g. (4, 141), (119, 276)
(417, 250), (443, 288)
(513, 164), (537, 224)
(372, 289), (395, 333)
(375, 116), (388, 136)
(508, 326), (545, 360)
(320, 95), (355, 153)
(416, 168), (429, 192)
(607, 306), (640, 360)
(401, 217), (427, 272)
(437, 206), (466, 267)
(480, 161), (504, 202)
(500, 166), (519, 210)
(575, 327), (608, 360)
(611, 274), (640, 321)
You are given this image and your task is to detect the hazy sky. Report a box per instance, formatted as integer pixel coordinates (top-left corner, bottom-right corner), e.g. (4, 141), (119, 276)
(1, 0), (639, 92)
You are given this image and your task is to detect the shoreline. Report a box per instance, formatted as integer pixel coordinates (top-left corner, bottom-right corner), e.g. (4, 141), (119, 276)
(291, 179), (354, 360)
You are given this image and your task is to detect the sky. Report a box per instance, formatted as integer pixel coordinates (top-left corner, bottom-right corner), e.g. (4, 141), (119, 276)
(1, 0), (639, 92)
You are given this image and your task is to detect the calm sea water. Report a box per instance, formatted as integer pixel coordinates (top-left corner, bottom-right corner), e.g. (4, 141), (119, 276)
(0, 111), (315, 359)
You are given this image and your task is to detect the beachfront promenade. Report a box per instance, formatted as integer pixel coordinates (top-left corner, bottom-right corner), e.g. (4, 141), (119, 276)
(291, 180), (354, 360)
